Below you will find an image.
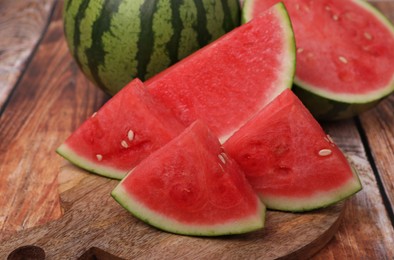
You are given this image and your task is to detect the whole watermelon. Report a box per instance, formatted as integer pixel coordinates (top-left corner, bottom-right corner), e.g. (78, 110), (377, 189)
(63, 0), (240, 95)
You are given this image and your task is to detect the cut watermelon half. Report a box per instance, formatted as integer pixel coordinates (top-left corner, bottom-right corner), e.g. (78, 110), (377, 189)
(243, 0), (394, 120)
(146, 2), (295, 142)
(112, 121), (265, 236)
(224, 89), (362, 212)
(56, 79), (185, 179)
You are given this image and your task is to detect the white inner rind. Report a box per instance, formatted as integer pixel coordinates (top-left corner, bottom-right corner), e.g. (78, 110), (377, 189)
(260, 168), (362, 212)
(56, 144), (128, 180)
(111, 183), (266, 236)
(294, 75), (394, 104)
(220, 3), (296, 143)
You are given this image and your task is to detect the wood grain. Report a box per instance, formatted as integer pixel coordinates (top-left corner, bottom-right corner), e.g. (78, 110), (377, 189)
(360, 96), (394, 209)
(358, 1), (394, 213)
(0, 0), (56, 109)
(0, 0), (393, 259)
(312, 120), (394, 259)
(0, 165), (345, 260)
(0, 1), (107, 236)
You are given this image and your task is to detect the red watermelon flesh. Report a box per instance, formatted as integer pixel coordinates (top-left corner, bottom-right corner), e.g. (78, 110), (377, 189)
(56, 79), (185, 179)
(111, 120), (265, 236)
(224, 89), (362, 211)
(243, 0), (394, 103)
(146, 3), (295, 143)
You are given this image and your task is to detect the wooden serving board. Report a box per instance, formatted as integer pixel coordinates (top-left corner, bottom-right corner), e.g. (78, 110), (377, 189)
(0, 164), (345, 260)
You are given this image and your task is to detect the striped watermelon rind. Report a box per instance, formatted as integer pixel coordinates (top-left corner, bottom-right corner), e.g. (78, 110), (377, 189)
(292, 87), (381, 121)
(63, 0), (241, 95)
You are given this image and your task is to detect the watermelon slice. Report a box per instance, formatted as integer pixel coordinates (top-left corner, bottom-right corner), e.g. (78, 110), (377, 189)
(112, 120), (265, 236)
(56, 79), (185, 179)
(146, 2), (295, 142)
(223, 89), (362, 212)
(243, 0), (394, 120)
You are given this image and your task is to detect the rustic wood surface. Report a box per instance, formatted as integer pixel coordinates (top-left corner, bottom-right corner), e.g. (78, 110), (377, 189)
(0, 166), (345, 259)
(0, 0), (55, 109)
(0, 0), (393, 259)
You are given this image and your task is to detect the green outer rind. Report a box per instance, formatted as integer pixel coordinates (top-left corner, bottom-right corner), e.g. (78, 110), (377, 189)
(292, 86), (382, 121)
(260, 165), (362, 212)
(63, 0), (241, 96)
(241, 0), (257, 23)
(111, 182), (266, 236)
(56, 143), (128, 179)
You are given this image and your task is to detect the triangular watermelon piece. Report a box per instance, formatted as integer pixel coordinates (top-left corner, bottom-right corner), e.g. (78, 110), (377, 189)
(146, 3), (295, 142)
(112, 121), (265, 236)
(56, 79), (185, 179)
(224, 89), (362, 212)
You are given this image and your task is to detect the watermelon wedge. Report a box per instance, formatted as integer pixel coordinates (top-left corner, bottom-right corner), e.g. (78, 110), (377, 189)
(224, 89), (362, 212)
(56, 79), (185, 179)
(112, 120), (265, 236)
(146, 2), (295, 142)
(243, 0), (394, 120)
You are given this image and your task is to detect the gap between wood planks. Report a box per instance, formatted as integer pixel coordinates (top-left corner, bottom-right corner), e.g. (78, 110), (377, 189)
(0, 1), (58, 116)
(355, 116), (394, 228)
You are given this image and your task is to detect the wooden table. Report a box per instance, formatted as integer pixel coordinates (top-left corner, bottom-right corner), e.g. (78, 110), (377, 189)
(0, 0), (393, 259)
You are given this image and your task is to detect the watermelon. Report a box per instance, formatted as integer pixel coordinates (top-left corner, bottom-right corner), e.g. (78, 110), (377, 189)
(146, 2), (295, 142)
(56, 79), (185, 179)
(63, 0), (240, 95)
(112, 120), (265, 236)
(243, 0), (394, 120)
(223, 89), (362, 212)
(57, 3), (294, 179)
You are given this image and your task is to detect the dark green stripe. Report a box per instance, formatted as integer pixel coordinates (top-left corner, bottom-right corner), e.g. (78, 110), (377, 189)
(72, 0), (90, 67)
(194, 0), (211, 48)
(166, 0), (183, 64)
(136, 0), (159, 81)
(85, 0), (122, 92)
(65, 0), (73, 12)
(221, 0), (238, 32)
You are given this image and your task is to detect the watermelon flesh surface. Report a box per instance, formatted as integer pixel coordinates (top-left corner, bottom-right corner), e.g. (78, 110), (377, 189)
(146, 3), (295, 142)
(112, 120), (265, 236)
(224, 89), (362, 211)
(56, 79), (185, 179)
(243, 0), (394, 103)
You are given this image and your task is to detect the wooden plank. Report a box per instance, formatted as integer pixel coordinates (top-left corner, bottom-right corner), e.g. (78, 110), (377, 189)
(359, 96), (394, 209)
(0, 0), (56, 109)
(0, 1), (107, 236)
(0, 170), (345, 259)
(311, 120), (394, 259)
(359, 1), (394, 213)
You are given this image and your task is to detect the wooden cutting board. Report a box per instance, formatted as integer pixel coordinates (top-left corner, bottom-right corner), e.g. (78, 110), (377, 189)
(0, 164), (345, 260)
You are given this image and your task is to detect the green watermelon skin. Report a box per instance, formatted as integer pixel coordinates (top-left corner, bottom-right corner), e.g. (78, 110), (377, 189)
(243, 0), (394, 120)
(112, 120), (265, 236)
(63, 0), (240, 95)
(56, 79), (185, 179)
(223, 89), (362, 212)
(292, 86), (381, 121)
